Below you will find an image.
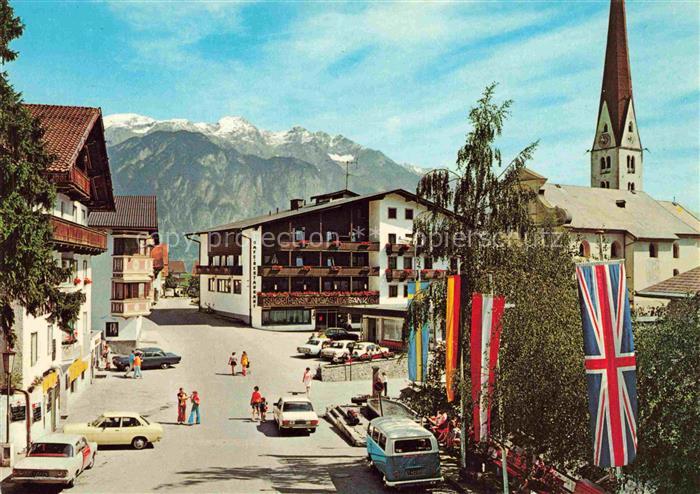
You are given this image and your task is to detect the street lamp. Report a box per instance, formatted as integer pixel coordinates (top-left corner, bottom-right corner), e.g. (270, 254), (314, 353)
(3, 349), (16, 444)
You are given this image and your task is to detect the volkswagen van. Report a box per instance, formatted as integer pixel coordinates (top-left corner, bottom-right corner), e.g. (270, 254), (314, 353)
(366, 416), (442, 487)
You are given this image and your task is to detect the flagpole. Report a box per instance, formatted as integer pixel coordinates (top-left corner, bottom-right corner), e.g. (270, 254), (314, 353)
(489, 273), (509, 494)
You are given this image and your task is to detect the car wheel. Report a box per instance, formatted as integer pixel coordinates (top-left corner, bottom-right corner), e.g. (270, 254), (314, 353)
(132, 436), (148, 450)
(160, 363), (169, 369)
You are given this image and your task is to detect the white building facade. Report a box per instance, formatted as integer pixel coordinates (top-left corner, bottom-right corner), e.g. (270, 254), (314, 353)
(193, 189), (450, 341)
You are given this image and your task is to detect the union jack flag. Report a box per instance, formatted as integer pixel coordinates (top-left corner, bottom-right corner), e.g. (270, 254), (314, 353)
(575, 261), (638, 468)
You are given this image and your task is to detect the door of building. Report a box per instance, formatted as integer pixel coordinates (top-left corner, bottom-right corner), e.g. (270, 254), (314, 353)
(315, 310), (338, 329)
(367, 318), (377, 342)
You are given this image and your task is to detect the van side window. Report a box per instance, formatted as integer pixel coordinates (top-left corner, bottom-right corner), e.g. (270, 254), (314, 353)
(394, 438), (432, 453)
(378, 433), (386, 450)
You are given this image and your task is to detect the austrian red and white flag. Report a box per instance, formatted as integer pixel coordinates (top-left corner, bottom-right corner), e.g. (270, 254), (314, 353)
(470, 293), (506, 443)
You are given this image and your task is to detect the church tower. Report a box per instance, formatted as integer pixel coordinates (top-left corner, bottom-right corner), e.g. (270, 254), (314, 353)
(591, 0), (643, 191)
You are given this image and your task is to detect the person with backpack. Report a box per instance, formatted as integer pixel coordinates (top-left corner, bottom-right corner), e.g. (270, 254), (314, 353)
(228, 352), (237, 375)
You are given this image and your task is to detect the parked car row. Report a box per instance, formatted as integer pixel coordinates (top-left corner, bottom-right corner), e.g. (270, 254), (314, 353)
(11, 412), (164, 486)
(313, 339), (394, 363)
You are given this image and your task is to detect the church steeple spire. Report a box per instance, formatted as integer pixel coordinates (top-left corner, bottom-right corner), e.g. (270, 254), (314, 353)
(591, 0), (643, 192)
(599, 0), (634, 143)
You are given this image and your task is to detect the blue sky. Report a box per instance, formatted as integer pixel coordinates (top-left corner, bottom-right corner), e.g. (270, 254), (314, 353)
(8, 0), (700, 210)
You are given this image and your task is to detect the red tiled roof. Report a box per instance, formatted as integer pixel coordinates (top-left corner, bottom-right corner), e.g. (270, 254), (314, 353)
(638, 267), (700, 298)
(24, 104), (101, 172)
(169, 260), (187, 275)
(599, 0), (634, 142)
(152, 244), (169, 277)
(88, 195), (158, 231)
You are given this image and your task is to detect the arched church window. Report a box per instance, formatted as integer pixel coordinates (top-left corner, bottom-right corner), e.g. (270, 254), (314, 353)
(600, 157), (605, 172)
(649, 243), (658, 258)
(579, 240), (591, 258)
(606, 156), (611, 169)
(600, 181), (606, 188)
(611, 241), (622, 259)
(673, 242), (680, 259)
(603, 124), (608, 133)
(673, 269), (679, 276)
(630, 156), (635, 173)
(627, 155), (631, 171)
(628, 122), (633, 132)
(630, 182), (635, 191)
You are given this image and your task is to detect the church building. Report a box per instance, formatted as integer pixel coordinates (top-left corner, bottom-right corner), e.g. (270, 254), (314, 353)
(528, 0), (700, 308)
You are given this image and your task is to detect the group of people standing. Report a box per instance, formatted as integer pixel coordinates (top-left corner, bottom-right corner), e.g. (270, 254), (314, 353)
(228, 351), (250, 376)
(124, 350), (143, 378)
(249, 386), (268, 422)
(177, 388), (202, 425)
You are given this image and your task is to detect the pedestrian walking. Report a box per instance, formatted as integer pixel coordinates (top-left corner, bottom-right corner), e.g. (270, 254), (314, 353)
(188, 391), (201, 425)
(133, 353), (143, 379)
(250, 386), (261, 421)
(228, 352), (237, 375)
(259, 397), (268, 423)
(177, 388), (188, 424)
(241, 351), (249, 377)
(381, 372), (388, 397)
(124, 350), (135, 378)
(302, 367), (313, 397)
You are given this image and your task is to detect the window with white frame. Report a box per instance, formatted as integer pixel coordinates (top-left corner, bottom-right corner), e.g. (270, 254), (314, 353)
(30, 332), (38, 366)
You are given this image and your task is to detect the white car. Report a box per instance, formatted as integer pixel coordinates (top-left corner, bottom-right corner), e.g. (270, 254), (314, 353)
(297, 336), (331, 357)
(351, 342), (393, 360)
(272, 395), (319, 434)
(320, 340), (355, 362)
(11, 433), (96, 487)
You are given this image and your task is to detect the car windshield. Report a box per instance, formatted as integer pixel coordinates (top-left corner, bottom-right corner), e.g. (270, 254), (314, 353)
(90, 417), (103, 426)
(28, 442), (73, 457)
(394, 438), (433, 454)
(308, 340), (320, 345)
(330, 342), (344, 348)
(140, 415), (150, 425)
(283, 402), (314, 412)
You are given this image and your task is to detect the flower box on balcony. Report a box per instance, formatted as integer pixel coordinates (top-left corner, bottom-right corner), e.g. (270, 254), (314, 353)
(359, 265), (370, 272)
(271, 265), (283, 271)
(329, 240), (341, 249)
(300, 265), (311, 272)
(73, 277), (82, 286)
(297, 240), (310, 248)
(329, 266), (340, 273)
(358, 241), (370, 249)
(83, 277), (92, 285)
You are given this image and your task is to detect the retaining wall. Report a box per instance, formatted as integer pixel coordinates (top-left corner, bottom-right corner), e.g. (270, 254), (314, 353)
(320, 356), (405, 382)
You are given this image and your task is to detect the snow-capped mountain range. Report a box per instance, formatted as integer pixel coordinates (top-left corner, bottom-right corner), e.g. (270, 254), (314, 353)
(103, 113), (426, 264)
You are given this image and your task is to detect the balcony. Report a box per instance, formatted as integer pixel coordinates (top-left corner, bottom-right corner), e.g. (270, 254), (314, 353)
(419, 269), (451, 280)
(111, 300), (152, 317)
(277, 240), (380, 252)
(50, 216), (107, 254)
(385, 269), (417, 281)
(258, 290), (379, 308)
(195, 265), (243, 276)
(48, 167), (91, 200)
(385, 243), (415, 255)
(259, 265), (379, 277)
(113, 255), (153, 279)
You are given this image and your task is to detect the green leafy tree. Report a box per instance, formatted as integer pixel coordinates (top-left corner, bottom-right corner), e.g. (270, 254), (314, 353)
(164, 273), (178, 290)
(0, 0), (84, 347)
(408, 85), (592, 477)
(183, 274), (200, 298)
(629, 295), (700, 493)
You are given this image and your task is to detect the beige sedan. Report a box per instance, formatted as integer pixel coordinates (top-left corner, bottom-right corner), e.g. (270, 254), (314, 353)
(63, 411), (163, 450)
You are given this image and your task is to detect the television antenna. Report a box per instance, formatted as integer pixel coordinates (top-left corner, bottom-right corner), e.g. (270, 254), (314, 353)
(328, 154), (357, 190)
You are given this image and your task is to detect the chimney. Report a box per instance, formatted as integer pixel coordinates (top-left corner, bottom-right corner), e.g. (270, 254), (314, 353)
(290, 198), (304, 210)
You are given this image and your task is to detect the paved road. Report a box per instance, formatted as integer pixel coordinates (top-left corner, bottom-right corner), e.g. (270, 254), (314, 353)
(3, 298), (458, 493)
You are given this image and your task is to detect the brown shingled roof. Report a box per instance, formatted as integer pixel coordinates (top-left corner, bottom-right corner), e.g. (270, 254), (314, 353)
(637, 267), (700, 299)
(88, 196), (158, 231)
(24, 104), (101, 172)
(169, 260), (187, 275)
(598, 0), (634, 143)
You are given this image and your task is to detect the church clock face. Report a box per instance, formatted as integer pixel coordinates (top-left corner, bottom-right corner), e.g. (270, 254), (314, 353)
(598, 132), (611, 147)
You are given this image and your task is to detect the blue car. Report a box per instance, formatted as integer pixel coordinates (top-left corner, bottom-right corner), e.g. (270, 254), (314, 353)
(366, 416), (442, 488)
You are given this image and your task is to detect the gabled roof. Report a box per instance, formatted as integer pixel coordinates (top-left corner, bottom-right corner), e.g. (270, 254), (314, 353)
(193, 188), (446, 234)
(24, 104), (101, 172)
(169, 260), (187, 275)
(539, 183), (700, 240)
(88, 196), (158, 232)
(637, 267), (700, 299)
(598, 0), (634, 142)
(310, 189), (360, 203)
(657, 201), (700, 234)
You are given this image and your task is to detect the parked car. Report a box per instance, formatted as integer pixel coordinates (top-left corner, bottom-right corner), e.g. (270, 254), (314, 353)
(321, 327), (360, 341)
(63, 412), (163, 449)
(272, 395), (319, 434)
(112, 347), (181, 371)
(320, 340), (356, 361)
(297, 336), (331, 357)
(11, 433), (96, 487)
(351, 342), (394, 360)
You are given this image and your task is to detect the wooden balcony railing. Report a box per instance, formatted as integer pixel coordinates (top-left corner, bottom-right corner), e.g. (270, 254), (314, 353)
(419, 269), (451, 280)
(195, 265), (243, 276)
(384, 243), (415, 255)
(384, 269), (417, 281)
(259, 265), (379, 277)
(277, 240), (380, 252)
(113, 255), (153, 278)
(48, 167), (91, 199)
(258, 290), (379, 308)
(50, 216), (107, 254)
(111, 300), (152, 317)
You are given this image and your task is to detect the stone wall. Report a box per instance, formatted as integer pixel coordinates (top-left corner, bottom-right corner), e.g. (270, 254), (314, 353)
(320, 356), (405, 382)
